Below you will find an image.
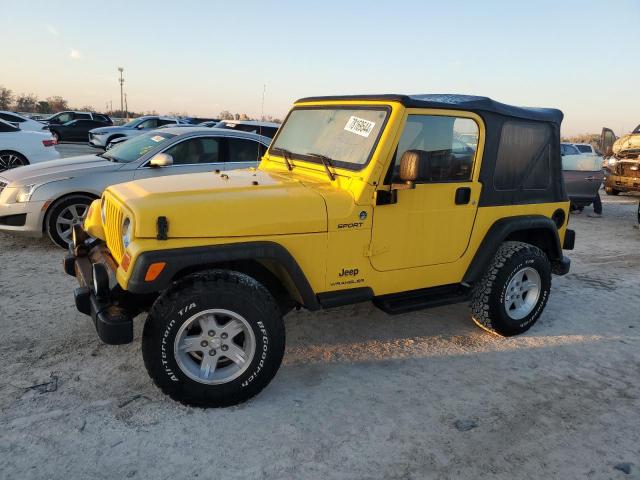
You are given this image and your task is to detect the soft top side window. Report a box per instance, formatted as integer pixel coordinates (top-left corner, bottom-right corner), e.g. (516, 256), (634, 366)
(494, 122), (551, 191)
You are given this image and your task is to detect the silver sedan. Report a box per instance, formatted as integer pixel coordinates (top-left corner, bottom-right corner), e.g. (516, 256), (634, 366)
(0, 127), (270, 247)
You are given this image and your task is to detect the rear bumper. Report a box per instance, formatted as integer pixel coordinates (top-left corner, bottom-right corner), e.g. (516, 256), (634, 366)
(64, 230), (133, 345)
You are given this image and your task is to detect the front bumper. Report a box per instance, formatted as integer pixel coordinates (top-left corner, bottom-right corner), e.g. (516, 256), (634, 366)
(605, 174), (640, 192)
(0, 200), (47, 237)
(88, 134), (108, 148)
(64, 227), (133, 345)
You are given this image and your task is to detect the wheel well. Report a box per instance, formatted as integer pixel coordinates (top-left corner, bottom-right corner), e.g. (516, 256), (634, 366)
(504, 228), (559, 260)
(0, 150), (28, 163)
(42, 192), (99, 232)
(107, 134), (125, 143)
(173, 259), (299, 312)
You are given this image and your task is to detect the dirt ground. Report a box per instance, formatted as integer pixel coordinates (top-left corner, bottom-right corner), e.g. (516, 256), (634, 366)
(1, 192), (639, 480)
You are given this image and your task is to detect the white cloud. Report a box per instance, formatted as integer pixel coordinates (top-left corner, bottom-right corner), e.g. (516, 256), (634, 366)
(69, 49), (81, 60)
(46, 25), (59, 36)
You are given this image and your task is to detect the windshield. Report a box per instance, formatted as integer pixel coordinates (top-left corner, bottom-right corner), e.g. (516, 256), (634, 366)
(270, 107), (389, 170)
(103, 132), (176, 163)
(122, 118), (143, 127)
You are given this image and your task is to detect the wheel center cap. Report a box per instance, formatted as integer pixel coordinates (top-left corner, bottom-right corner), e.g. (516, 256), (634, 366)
(209, 338), (222, 349)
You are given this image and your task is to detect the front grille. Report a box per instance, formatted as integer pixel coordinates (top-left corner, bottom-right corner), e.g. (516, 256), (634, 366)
(617, 163), (640, 177)
(104, 196), (124, 264)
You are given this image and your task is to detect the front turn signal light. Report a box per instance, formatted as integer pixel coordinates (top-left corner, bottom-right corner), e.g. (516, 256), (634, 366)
(145, 262), (166, 281)
(121, 252), (131, 272)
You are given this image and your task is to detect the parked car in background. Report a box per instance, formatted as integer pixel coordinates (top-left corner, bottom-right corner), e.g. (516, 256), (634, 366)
(0, 111), (46, 131)
(88, 116), (191, 149)
(572, 143), (599, 155)
(0, 127), (270, 247)
(600, 126), (640, 195)
(46, 118), (112, 143)
(214, 120), (280, 138)
(561, 142), (603, 208)
(0, 119), (59, 170)
(42, 111), (112, 126)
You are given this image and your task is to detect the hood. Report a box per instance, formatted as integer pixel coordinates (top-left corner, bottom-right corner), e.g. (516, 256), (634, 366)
(90, 125), (132, 134)
(0, 154), (120, 187)
(613, 133), (640, 158)
(108, 169), (328, 238)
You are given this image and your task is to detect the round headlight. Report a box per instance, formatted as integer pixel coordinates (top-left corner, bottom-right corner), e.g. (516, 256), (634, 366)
(101, 197), (107, 224)
(122, 217), (132, 248)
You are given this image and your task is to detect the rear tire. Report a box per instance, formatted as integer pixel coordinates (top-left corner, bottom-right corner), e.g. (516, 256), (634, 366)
(0, 151), (29, 170)
(45, 195), (94, 248)
(142, 270), (285, 407)
(470, 241), (551, 337)
(51, 131), (61, 143)
(605, 186), (620, 196)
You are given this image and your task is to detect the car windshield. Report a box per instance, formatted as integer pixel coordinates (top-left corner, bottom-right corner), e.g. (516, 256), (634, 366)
(122, 118), (143, 127)
(102, 132), (176, 162)
(270, 107), (389, 170)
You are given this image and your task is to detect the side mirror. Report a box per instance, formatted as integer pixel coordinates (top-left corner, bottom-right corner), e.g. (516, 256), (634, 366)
(149, 153), (173, 168)
(393, 150), (423, 190)
(136, 124), (145, 130)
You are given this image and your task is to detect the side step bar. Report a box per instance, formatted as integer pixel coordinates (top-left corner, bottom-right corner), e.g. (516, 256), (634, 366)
(373, 284), (471, 315)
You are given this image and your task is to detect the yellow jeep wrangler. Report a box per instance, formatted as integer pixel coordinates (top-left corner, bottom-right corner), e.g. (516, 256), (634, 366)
(65, 94), (575, 407)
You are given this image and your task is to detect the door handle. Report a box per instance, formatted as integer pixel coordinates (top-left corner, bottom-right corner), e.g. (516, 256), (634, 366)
(585, 176), (595, 181)
(455, 187), (471, 205)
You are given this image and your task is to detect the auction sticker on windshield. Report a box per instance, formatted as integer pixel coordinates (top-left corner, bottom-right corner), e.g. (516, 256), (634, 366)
(151, 135), (165, 142)
(344, 116), (376, 138)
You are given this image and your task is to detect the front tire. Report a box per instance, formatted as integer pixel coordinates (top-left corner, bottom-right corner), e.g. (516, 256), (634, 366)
(142, 270), (285, 407)
(605, 186), (620, 196)
(45, 195), (94, 248)
(470, 241), (551, 337)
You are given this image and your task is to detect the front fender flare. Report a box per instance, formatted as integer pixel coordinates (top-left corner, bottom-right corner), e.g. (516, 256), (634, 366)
(126, 241), (320, 309)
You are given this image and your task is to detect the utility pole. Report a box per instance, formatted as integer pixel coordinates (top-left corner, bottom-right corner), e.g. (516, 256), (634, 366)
(118, 67), (124, 116)
(124, 93), (128, 119)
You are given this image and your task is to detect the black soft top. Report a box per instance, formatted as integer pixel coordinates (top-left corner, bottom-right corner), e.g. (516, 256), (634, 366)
(296, 94), (563, 125)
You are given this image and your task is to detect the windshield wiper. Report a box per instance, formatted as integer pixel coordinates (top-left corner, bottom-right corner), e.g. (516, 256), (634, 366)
(276, 148), (294, 171)
(306, 153), (336, 181)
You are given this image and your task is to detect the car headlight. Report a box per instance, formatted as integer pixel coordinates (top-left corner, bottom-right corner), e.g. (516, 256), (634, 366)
(15, 184), (37, 203)
(122, 217), (132, 248)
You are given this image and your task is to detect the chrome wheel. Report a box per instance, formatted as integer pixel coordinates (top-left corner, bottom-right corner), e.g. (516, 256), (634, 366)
(0, 153), (27, 170)
(55, 203), (89, 245)
(504, 267), (541, 320)
(174, 309), (256, 385)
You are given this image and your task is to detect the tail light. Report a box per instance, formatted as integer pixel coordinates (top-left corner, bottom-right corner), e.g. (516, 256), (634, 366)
(43, 139), (57, 147)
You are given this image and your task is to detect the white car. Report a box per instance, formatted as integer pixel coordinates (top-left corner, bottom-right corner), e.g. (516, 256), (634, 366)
(0, 119), (60, 171)
(572, 143), (599, 155)
(0, 111), (47, 132)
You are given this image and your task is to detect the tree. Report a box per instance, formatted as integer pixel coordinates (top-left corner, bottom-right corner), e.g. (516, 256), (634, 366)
(36, 101), (51, 113)
(46, 96), (68, 112)
(219, 110), (233, 120)
(0, 86), (13, 110)
(15, 93), (39, 112)
(78, 105), (96, 112)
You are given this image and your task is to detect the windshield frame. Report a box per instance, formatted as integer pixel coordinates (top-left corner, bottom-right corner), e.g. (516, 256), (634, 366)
(268, 105), (391, 172)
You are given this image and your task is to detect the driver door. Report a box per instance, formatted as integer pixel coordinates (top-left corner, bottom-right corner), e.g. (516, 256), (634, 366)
(370, 111), (483, 271)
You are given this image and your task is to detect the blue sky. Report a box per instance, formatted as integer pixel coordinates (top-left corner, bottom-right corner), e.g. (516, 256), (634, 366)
(2, 0), (639, 135)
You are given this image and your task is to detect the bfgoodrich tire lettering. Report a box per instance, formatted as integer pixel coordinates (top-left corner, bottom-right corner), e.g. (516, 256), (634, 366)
(470, 241), (551, 336)
(142, 270), (285, 407)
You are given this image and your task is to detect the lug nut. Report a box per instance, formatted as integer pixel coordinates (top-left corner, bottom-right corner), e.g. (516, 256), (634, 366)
(208, 330), (216, 337)
(221, 345), (228, 351)
(209, 349), (216, 356)
(221, 333), (228, 339)
(200, 340), (208, 347)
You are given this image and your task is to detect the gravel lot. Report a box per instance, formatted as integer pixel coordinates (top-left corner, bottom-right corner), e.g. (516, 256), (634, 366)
(1, 185), (639, 479)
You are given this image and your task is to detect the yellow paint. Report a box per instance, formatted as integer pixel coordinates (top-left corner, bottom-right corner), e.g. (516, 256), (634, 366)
(91, 98), (569, 301)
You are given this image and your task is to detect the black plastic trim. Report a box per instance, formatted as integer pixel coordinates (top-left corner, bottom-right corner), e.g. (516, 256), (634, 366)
(127, 242), (320, 310)
(463, 215), (562, 284)
(317, 287), (373, 308)
(0, 213), (26, 226)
